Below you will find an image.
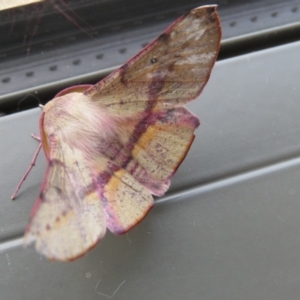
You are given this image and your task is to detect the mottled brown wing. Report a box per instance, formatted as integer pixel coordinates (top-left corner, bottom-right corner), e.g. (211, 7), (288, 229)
(84, 5), (221, 116)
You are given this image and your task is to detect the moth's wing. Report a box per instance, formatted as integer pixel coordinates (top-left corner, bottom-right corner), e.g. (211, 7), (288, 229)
(24, 140), (106, 261)
(99, 107), (199, 197)
(89, 107), (198, 236)
(94, 163), (154, 235)
(81, 5), (220, 212)
(127, 107), (200, 183)
(84, 5), (221, 116)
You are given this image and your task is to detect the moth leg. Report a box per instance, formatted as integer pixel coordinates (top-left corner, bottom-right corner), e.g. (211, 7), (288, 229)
(11, 142), (42, 200)
(31, 133), (41, 142)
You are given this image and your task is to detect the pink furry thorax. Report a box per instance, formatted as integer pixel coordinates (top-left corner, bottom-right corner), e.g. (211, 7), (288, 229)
(42, 92), (119, 156)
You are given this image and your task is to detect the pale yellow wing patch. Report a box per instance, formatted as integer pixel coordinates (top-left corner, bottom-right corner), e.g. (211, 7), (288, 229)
(99, 169), (154, 235)
(102, 107), (198, 193)
(130, 108), (198, 181)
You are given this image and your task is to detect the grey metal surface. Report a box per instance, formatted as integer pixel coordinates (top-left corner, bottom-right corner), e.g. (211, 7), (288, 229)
(1, 41), (300, 299)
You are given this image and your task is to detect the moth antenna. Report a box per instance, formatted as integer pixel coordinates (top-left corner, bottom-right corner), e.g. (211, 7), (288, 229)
(17, 94), (42, 112)
(31, 133), (41, 142)
(11, 143), (43, 200)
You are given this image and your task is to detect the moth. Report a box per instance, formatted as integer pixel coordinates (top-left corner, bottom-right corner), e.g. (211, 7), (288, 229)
(12, 5), (221, 261)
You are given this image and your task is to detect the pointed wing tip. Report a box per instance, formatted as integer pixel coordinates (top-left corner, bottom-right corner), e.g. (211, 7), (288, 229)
(194, 4), (218, 10)
(191, 5), (221, 33)
(190, 5), (218, 17)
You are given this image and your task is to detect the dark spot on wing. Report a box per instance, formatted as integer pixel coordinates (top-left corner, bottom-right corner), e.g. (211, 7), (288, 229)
(49, 159), (64, 167)
(181, 41), (190, 50)
(158, 32), (170, 43)
(168, 63), (175, 72)
(122, 156), (133, 169)
(54, 186), (63, 195)
(206, 6), (216, 16)
(46, 224), (51, 231)
(205, 6), (217, 24)
(151, 57), (158, 64)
